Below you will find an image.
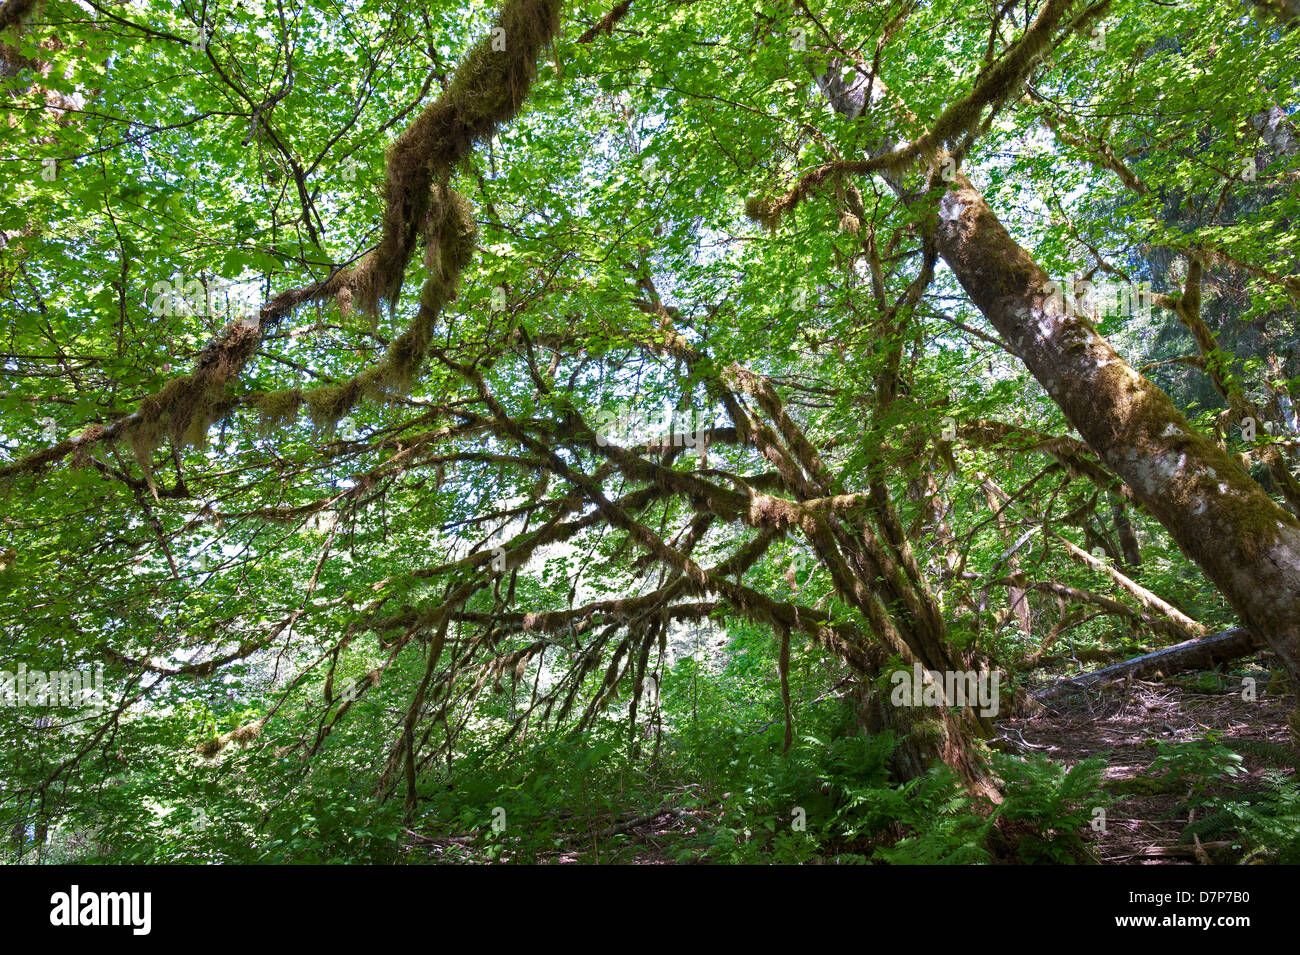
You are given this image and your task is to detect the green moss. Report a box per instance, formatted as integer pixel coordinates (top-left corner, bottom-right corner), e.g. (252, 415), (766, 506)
(1218, 482), (1291, 557)
(385, 330), (425, 385)
(744, 195), (781, 231)
(908, 716), (947, 746)
(432, 193), (478, 286)
(1108, 774), (1180, 797)
(252, 389), (303, 430)
(357, 365), (388, 401)
(305, 380), (361, 430)
(196, 738), (221, 758)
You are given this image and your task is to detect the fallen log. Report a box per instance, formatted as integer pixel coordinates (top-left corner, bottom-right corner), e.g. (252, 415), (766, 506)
(1032, 627), (1263, 704)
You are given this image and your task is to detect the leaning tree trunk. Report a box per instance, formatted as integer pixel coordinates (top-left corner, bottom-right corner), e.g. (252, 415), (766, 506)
(806, 4), (1300, 736)
(934, 170), (1300, 723)
(853, 672), (1001, 800)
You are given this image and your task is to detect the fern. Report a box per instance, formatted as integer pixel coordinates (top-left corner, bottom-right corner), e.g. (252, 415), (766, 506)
(1148, 738), (1245, 792)
(872, 815), (994, 865)
(1184, 770), (1300, 864)
(1224, 738), (1300, 773)
(988, 754), (1109, 863)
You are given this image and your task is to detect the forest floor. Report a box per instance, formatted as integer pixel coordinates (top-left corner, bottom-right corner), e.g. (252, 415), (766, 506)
(1004, 663), (1298, 864)
(560, 664), (1300, 865)
(403, 658), (1299, 865)
(575, 671), (1300, 864)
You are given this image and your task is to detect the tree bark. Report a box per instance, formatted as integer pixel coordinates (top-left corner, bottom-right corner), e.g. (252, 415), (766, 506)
(1032, 627), (1263, 704)
(1050, 532), (1206, 638)
(808, 1), (1300, 733)
(982, 478), (1033, 639)
(934, 171), (1300, 706)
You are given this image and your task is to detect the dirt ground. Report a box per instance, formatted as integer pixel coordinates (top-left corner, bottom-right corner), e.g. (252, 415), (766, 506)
(1002, 658), (1298, 864)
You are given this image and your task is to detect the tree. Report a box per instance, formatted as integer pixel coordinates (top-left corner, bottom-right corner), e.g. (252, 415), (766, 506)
(1, 0), (1297, 846)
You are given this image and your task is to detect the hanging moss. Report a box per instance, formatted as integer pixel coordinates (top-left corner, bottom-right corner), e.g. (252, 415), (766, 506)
(122, 327), (255, 463)
(279, 184), (477, 422)
(380, 185), (479, 393)
(194, 719), (264, 758)
(252, 389), (304, 431)
(344, 0), (560, 313)
(227, 721), (263, 745)
(384, 330), (427, 389)
(357, 365), (388, 401)
(425, 188), (478, 294)
(305, 380), (363, 430)
(336, 286), (354, 318)
(179, 394), (235, 450)
(129, 417), (162, 476)
(0, 0), (555, 483)
(745, 195), (782, 231)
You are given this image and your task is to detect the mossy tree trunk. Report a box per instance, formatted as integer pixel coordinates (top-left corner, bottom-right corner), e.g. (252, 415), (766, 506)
(808, 1), (1300, 728)
(933, 172), (1300, 714)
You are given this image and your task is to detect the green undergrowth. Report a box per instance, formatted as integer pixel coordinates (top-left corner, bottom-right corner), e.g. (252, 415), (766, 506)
(406, 692), (1111, 864)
